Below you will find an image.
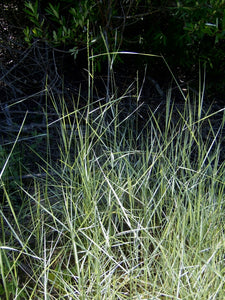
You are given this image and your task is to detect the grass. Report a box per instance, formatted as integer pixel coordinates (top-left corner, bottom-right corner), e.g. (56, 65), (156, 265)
(0, 53), (225, 299)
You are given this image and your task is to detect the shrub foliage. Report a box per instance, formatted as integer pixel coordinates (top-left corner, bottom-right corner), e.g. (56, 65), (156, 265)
(23, 1), (225, 70)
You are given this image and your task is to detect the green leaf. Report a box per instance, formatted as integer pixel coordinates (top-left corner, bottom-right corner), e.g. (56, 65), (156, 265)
(53, 30), (58, 42)
(47, 3), (60, 19)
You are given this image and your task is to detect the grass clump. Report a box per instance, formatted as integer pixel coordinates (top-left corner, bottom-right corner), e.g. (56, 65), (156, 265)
(1, 67), (225, 299)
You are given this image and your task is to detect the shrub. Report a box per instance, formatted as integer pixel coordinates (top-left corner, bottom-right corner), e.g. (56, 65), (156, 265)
(24, 1), (225, 85)
(23, 0), (139, 57)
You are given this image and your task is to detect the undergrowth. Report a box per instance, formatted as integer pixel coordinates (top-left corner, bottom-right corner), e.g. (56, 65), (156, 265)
(0, 53), (225, 299)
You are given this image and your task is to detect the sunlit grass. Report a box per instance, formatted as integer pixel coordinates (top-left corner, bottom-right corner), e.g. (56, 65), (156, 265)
(1, 56), (225, 299)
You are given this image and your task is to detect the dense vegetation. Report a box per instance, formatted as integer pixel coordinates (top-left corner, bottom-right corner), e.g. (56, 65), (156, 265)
(23, 0), (225, 93)
(0, 1), (225, 299)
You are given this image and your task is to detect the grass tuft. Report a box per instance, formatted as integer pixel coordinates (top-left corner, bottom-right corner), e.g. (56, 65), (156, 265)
(1, 56), (225, 299)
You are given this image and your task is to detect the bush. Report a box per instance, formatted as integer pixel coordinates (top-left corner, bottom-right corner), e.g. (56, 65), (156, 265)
(23, 0), (139, 58)
(24, 1), (225, 78)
